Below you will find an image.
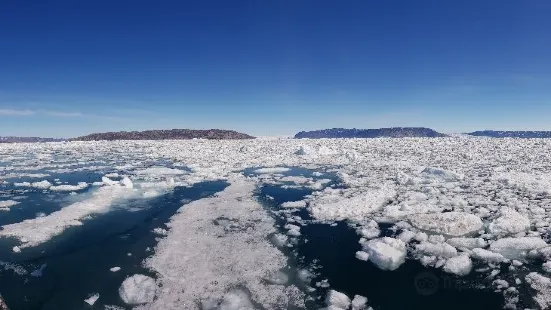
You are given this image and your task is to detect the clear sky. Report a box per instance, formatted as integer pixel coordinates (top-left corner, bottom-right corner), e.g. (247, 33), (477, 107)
(1, 1), (550, 137)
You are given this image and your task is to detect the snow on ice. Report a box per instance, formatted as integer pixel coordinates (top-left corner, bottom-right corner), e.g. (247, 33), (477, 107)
(3, 135), (551, 309)
(119, 274), (156, 305)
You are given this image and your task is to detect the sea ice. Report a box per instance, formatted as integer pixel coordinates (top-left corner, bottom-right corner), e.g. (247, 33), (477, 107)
(415, 242), (458, 258)
(446, 237), (487, 250)
(84, 293), (100, 306)
(488, 207), (530, 236)
(31, 180), (52, 190)
(355, 251), (369, 261)
(0, 200), (20, 211)
(351, 295), (368, 310)
(141, 178), (302, 309)
(49, 182), (88, 192)
(254, 167), (290, 174)
(135, 167), (186, 176)
(443, 255), (472, 276)
(325, 290), (351, 309)
(281, 200), (307, 208)
(489, 237), (547, 260)
(525, 272), (551, 309)
(409, 212), (483, 236)
(309, 185), (395, 222)
(0, 185), (135, 248)
(362, 237), (406, 271)
(119, 274), (156, 305)
(471, 248), (508, 263)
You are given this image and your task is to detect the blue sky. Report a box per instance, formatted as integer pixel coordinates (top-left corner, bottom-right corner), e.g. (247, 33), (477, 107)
(1, 1), (550, 137)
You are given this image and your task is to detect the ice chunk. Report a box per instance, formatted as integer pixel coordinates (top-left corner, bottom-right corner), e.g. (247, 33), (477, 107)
(357, 220), (380, 239)
(489, 237), (547, 260)
(0, 200), (20, 211)
(397, 230), (416, 243)
(84, 293), (100, 306)
(409, 212), (483, 236)
(271, 233), (288, 248)
(488, 207), (530, 236)
(217, 290), (255, 310)
(309, 185), (396, 222)
(415, 242), (457, 258)
(254, 167), (290, 174)
(355, 251), (369, 261)
(496, 172), (551, 195)
(351, 295), (368, 310)
(12, 246), (21, 253)
(421, 167), (464, 182)
(119, 274), (156, 305)
(265, 270), (289, 285)
(285, 224), (301, 236)
(525, 272), (551, 309)
(446, 237), (486, 250)
(0, 185), (135, 247)
(102, 176), (119, 186)
(135, 167), (186, 175)
(49, 182), (88, 192)
(120, 176), (134, 189)
(152, 228), (168, 236)
(363, 237), (406, 271)
(443, 255), (472, 276)
(295, 146), (313, 156)
(471, 248), (508, 263)
(31, 180), (52, 190)
(325, 290), (351, 309)
(281, 200), (307, 208)
(110, 266), (121, 272)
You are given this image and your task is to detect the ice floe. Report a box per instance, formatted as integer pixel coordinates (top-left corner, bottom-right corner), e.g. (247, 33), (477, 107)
(0, 200), (19, 211)
(84, 293), (100, 306)
(409, 212), (483, 236)
(489, 237), (547, 261)
(0, 185), (135, 248)
(3, 135), (551, 309)
(443, 255), (472, 276)
(140, 177), (305, 309)
(361, 237), (406, 271)
(119, 274), (156, 305)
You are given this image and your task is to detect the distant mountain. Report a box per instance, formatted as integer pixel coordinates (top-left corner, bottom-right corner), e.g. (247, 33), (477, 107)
(0, 136), (65, 143)
(294, 127), (447, 139)
(71, 129), (255, 141)
(467, 130), (551, 138)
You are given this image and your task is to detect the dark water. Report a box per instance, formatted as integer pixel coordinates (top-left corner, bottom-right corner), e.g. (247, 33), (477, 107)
(257, 169), (505, 310)
(0, 171), (105, 226)
(0, 181), (228, 310)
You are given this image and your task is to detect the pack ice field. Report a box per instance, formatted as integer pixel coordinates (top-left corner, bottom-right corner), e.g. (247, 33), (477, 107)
(1, 137), (551, 310)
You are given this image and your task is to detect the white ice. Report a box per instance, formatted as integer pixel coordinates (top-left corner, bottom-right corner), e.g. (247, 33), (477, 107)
(0, 185), (135, 248)
(443, 255), (472, 276)
(139, 177), (305, 309)
(489, 237), (547, 261)
(119, 274), (156, 305)
(361, 237), (406, 271)
(84, 293), (100, 306)
(0, 200), (20, 211)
